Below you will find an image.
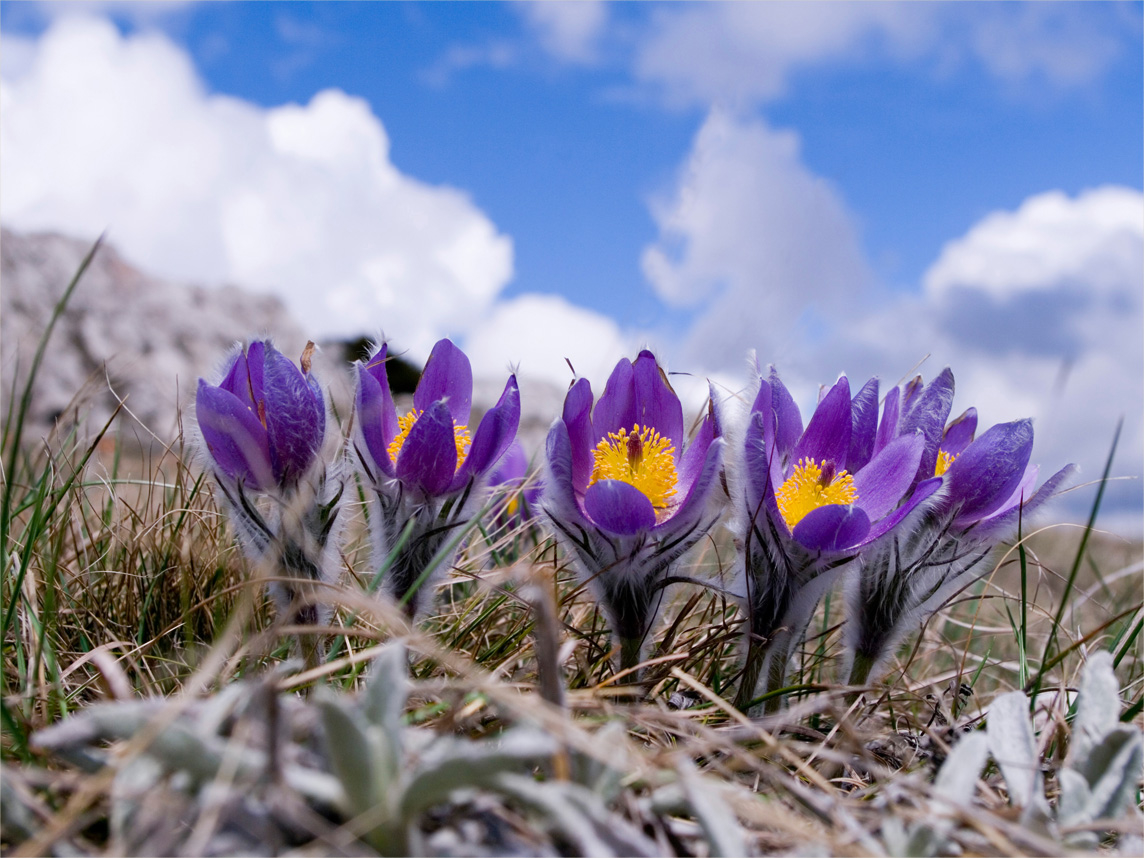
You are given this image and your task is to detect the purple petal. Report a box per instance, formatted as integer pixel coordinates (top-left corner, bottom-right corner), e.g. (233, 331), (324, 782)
(792, 504), (871, 552)
(631, 350), (684, 455)
(744, 409), (780, 518)
(263, 344), (324, 485)
(848, 377), (879, 472)
(900, 368), (955, 489)
(874, 386), (900, 455)
(968, 463), (1077, 537)
(414, 338), (473, 426)
(355, 363), (397, 479)
(218, 346), (250, 400)
(945, 419), (1034, 522)
(966, 463), (1039, 526)
(196, 379), (274, 490)
(768, 366), (803, 459)
(452, 374), (520, 488)
(658, 436), (724, 533)
(852, 431), (925, 521)
(677, 385), (720, 494)
(866, 476), (944, 542)
(592, 356), (635, 440)
(900, 374), (924, 413)
(584, 479), (657, 535)
(396, 400), (458, 495)
(361, 343), (400, 446)
(543, 419), (583, 522)
(791, 376), (852, 471)
(562, 377), (595, 491)
(942, 408), (978, 457)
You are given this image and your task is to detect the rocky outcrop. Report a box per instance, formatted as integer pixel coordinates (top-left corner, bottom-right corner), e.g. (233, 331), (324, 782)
(1, 227), (308, 442)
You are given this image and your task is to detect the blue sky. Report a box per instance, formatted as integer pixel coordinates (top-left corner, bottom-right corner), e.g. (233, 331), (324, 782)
(2, 1), (1142, 531)
(5, 2), (1138, 326)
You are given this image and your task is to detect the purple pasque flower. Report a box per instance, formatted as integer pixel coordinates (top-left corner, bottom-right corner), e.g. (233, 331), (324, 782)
(732, 364), (940, 712)
(842, 370), (1075, 688)
(542, 350), (724, 677)
(196, 339), (325, 492)
(351, 338), (520, 617)
(195, 340), (342, 668)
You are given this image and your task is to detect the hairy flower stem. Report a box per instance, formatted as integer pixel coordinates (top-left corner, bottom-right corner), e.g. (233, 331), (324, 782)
(734, 642), (766, 712)
(618, 637), (645, 681)
(846, 652), (877, 701)
(763, 640), (792, 715)
(215, 467), (344, 671)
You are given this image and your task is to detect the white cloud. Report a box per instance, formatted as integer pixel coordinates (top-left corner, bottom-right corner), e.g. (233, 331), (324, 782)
(463, 292), (634, 388)
(921, 187), (1143, 532)
(517, 0), (607, 64)
(968, 3), (1131, 89)
(642, 111), (1142, 531)
(632, 2), (1135, 109)
(790, 187), (1143, 533)
(420, 40), (518, 89)
(641, 109), (874, 373)
(634, 3), (928, 108)
(924, 187), (1143, 300)
(0, 16), (514, 360)
(0, 33), (37, 81)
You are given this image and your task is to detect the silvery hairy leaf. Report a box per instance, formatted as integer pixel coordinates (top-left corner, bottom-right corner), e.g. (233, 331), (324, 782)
(570, 720), (627, 803)
(987, 690), (1052, 828)
(400, 728), (556, 819)
(1060, 729), (1143, 831)
(493, 773), (659, 857)
(1058, 650), (1144, 846)
(1069, 651), (1124, 767)
(893, 732), (988, 857)
(316, 692), (380, 820)
(677, 757), (748, 858)
(361, 641), (409, 783)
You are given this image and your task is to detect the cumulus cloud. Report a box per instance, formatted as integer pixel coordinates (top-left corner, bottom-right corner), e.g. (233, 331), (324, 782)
(635, 3), (927, 108)
(464, 292), (635, 388)
(0, 16), (513, 359)
(789, 187), (1143, 533)
(921, 187), (1143, 531)
(642, 108), (1142, 530)
(632, 2), (1136, 108)
(641, 109), (874, 373)
(517, 0), (607, 65)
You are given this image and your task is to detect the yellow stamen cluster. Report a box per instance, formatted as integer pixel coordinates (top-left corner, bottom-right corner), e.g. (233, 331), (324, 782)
(775, 458), (858, 530)
(589, 424), (678, 512)
(387, 408), (472, 467)
(935, 450), (957, 477)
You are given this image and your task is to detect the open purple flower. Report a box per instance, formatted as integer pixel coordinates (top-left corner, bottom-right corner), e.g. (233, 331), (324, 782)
(351, 338), (520, 617)
(196, 340), (325, 492)
(842, 369), (1075, 688)
(195, 340), (342, 668)
(732, 365), (940, 711)
(543, 350), (724, 676)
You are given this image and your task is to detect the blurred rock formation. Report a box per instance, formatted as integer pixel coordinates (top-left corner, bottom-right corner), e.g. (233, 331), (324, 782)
(1, 227), (307, 443)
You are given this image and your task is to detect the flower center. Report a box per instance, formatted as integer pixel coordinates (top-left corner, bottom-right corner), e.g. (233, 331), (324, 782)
(589, 424), (678, 512)
(775, 458), (858, 530)
(935, 450), (957, 477)
(387, 408), (472, 467)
